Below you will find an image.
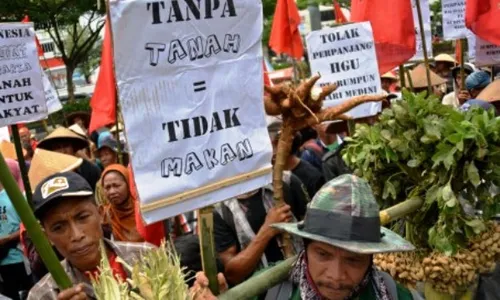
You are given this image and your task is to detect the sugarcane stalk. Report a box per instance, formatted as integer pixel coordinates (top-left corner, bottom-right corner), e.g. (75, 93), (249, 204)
(198, 206), (220, 295)
(0, 151), (72, 289)
(217, 255), (297, 300)
(10, 124), (33, 208)
(347, 119), (355, 136)
(273, 124), (297, 258)
(379, 197), (424, 225)
(414, 0), (432, 95)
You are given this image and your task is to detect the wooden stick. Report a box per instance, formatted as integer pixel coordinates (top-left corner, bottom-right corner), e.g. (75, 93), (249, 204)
(198, 206), (219, 295)
(10, 124), (33, 208)
(399, 65), (406, 88)
(414, 0), (432, 95)
(0, 151), (72, 289)
(140, 167), (272, 212)
(460, 39), (466, 89)
(406, 68), (414, 90)
(218, 255), (297, 300)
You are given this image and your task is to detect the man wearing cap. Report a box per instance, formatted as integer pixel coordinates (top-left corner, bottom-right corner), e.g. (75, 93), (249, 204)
(465, 71), (492, 99)
(442, 64), (475, 107)
(37, 127), (102, 191)
(258, 175), (421, 300)
(96, 133), (127, 169)
(27, 172), (225, 300)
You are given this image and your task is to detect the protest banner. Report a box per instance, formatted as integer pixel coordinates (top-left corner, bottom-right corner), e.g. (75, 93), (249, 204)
(441, 0), (472, 40)
(410, 0), (433, 62)
(0, 23), (47, 126)
(474, 36), (500, 67)
(42, 70), (62, 114)
(306, 22), (382, 118)
(110, 0), (272, 223)
(467, 33), (477, 62)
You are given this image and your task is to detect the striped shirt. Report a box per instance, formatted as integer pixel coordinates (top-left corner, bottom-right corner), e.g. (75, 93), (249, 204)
(27, 239), (154, 300)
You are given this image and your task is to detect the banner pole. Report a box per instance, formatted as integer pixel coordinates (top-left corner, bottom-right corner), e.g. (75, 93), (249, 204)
(399, 65), (406, 88)
(460, 39), (466, 89)
(198, 206), (220, 295)
(414, 0), (432, 95)
(0, 150), (72, 289)
(10, 124), (33, 208)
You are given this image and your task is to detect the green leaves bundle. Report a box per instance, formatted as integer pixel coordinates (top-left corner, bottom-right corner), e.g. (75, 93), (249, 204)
(343, 91), (500, 254)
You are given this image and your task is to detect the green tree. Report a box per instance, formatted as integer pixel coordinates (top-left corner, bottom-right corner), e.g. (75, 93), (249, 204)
(0, 0), (105, 102)
(430, 0), (442, 37)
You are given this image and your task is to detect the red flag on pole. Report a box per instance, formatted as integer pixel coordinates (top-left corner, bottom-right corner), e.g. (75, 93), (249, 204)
(88, 20), (116, 134)
(269, 0), (304, 59)
(350, 0), (416, 74)
(466, 0), (500, 46)
(21, 16), (44, 57)
(333, 0), (348, 24)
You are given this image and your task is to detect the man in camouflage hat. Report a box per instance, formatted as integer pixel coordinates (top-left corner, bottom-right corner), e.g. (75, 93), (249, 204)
(267, 174), (421, 300)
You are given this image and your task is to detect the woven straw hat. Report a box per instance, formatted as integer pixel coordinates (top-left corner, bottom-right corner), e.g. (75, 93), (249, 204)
(38, 127), (89, 152)
(434, 53), (457, 64)
(407, 64), (447, 88)
(381, 72), (398, 81)
(477, 79), (500, 103)
(28, 148), (83, 190)
(68, 124), (87, 139)
(0, 140), (26, 160)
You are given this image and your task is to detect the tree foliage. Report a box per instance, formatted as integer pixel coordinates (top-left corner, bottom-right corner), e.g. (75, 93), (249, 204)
(0, 0), (105, 102)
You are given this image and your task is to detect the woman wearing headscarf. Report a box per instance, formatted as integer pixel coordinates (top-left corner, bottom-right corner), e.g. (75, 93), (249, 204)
(0, 159), (32, 299)
(101, 164), (144, 242)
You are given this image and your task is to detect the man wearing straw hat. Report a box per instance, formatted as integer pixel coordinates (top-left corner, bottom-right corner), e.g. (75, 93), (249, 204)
(254, 175), (421, 300)
(37, 127), (101, 191)
(433, 53), (457, 93)
(380, 72), (398, 94)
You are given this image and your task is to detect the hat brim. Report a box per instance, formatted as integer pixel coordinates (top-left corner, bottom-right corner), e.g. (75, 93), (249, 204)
(34, 191), (94, 218)
(96, 145), (128, 154)
(38, 137), (89, 152)
(272, 222), (415, 254)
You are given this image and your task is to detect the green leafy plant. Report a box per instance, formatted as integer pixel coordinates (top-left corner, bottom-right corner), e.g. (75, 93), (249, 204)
(343, 90), (500, 255)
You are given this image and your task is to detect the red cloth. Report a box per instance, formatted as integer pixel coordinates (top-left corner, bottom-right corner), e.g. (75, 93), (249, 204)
(466, 0), (500, 46)
(263, 60), (272, 88)
(21, 16), (44, 56)
(350, 0), (416, 75)
(89, 19), (116, 134)
(333, 0), (348, 24)
(269, 0), (304, 59)
(128, 165), (165, 246)
(20, 223), (28, 257)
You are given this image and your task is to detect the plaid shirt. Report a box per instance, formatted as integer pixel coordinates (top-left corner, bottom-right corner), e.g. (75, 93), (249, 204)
(27, 239), (155, 300)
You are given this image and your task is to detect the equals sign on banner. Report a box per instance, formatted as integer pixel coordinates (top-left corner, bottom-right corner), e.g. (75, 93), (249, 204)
(193, 81), (206, 92)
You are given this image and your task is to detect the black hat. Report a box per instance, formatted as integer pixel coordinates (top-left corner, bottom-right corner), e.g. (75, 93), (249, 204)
(33, 172), (93, 218)
(451, 65), (474, 79)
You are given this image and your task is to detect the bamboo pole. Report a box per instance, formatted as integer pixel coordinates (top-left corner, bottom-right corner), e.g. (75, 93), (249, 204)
(379, 197), (424, 225)
(399, 65), (406, 88)
(198, 206), (219, 296)
(217, 255), (297, 300)
(0, 151), (72, 289)
(406, 69), (414, 90)
(10, 125), (33, 208)
(414, 0), (432, 95)
(460, 39), (466, 89)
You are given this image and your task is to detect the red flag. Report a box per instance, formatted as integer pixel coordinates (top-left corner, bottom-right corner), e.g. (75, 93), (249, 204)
(21, 16), (44, 57)
(466, 0), (500, 46)
(351, 0), (416, 75)
(333, 0), (348, 24)
(263, 60), (272, 87)
(455, 40), (462, 64)
(89, 20), (116, 134)
(269, 0), (304, 59)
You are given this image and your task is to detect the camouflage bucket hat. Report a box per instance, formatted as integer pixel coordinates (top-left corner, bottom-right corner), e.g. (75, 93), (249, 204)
(272, 175), (415, 254)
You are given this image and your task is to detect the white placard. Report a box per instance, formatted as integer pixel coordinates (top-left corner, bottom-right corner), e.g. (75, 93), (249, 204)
(306, 22), (382, 118)
(110, 0), (272, 223)
(0, 23), (47, 126)
(0, 127), (9, 142)
(467, 33), (477, 62)
(410, 0), (433, 61)
(474, 36), (500, 67)
(42, 70), (62, 114)
(441, 0), (472, 40)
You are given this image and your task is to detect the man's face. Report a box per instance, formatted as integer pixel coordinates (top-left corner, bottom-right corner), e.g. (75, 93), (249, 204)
(98, 147), (117, 168)
(50, 141), (76, 156)
(74, 117), (85, 128)
(42, 197), (104, 272)
(19, 130), (30, 143)
(381, 78), (393, 92)
(307, 241), (371, 300)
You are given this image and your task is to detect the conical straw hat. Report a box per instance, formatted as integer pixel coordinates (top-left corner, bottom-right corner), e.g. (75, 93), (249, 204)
(381, 72), (398, 80)
(477, 79), (500, 103)
(434, 53), (457, 64)
(0, 140), (26, 160)
(38, 127), (89, 151)
(68, 124), (87, 139)
(407, 64), (447, 88)
(28, 148), (83, 190)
